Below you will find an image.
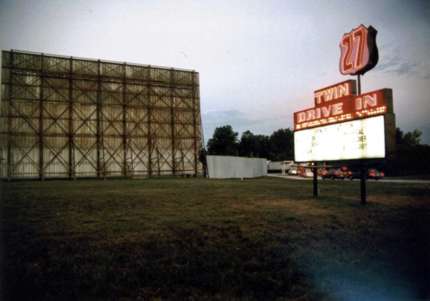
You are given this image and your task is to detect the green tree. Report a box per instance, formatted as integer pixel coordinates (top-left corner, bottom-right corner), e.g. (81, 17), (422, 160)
(386, 128), (429, 176)
(238, 130), (270, 158)
(239, 130), (256, 157)
(207, 125), (239, 155)
(403, 129), (422, 146)
(255, 134), (271, 159)
(395, 128), (422, 147)
(395, 128), (404, 145)
(269, 128), (294, 160)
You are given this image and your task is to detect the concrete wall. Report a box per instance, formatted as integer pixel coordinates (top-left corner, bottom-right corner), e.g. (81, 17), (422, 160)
(207, 155), (267, 179)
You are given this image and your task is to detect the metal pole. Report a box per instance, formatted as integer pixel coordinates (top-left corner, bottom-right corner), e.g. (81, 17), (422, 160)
(360, 162), (367, 205)
(357, 74), (361, 95)
(357, 74), (367, 204)
(312, 163), (318, 198)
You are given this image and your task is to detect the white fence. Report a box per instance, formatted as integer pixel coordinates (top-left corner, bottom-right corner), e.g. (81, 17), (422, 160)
(207, 155), (268, 179)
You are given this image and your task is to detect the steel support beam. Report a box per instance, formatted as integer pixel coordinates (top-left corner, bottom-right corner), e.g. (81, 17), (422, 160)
(39, 54), (44, 180)
(147, 66), (152, 177)
(68, 56), (74, 179)
(96, 60), (102, 178)
(6, 51), (13, 180)
(191, 71), (198, 176)
(170, 68), (176, 175)
(122, 63), (128, 177)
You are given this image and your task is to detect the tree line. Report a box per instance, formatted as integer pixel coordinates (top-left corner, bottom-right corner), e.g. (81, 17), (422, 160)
(204, 125), (430, 176)
(385, 128), (430, 176)
(206, 125), (294, 161)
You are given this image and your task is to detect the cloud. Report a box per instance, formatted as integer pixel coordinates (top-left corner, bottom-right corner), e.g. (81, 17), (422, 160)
(202, 110), (258, 141)
(375, 47), (430, 79)
(376, 56), (418, 76)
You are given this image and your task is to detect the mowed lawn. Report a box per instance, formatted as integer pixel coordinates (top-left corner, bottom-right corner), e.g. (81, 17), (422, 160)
(1, 177), (429, 300)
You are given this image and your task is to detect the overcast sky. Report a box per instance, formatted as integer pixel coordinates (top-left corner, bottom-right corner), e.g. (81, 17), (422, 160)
(1, 0), (429, 143)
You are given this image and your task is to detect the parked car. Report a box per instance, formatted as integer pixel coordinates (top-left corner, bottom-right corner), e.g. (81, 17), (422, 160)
(340, 166), (352, 178)
(282, 161), (295, 174)
(298, 166), (313, 178)
(322, 168), (345, 180)
(349, 168), (384, 180)
(288, 166), (298, 175)
(319, 168), (328, 177)
(368, 168), (384, 180)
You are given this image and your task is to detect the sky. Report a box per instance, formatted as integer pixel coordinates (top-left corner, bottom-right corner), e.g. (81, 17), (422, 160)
(1, 0), (429, 144)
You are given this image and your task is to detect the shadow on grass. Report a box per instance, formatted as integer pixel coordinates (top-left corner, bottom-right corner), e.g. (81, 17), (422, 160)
(3, 224), (322, 300)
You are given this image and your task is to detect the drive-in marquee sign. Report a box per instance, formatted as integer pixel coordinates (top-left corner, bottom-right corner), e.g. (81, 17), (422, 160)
(294, 85), (395, 162)
(295, 87), (393, 131)
(294, 24), (395, 163)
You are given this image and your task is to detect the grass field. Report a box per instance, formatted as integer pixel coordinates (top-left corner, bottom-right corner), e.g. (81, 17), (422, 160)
(1, 177), (429, 300)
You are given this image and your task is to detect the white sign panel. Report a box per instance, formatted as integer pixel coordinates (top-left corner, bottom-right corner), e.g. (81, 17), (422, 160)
(294, 115), (385, 162)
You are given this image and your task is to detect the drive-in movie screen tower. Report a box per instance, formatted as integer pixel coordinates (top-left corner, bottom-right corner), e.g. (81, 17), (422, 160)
(0, 50), (202, 179)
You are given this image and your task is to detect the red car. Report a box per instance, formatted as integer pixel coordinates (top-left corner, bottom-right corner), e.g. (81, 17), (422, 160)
(350, 168), (385, 180)
(368, 169), (384, 180)
(298, 166), (313, 178)
(340, 166), (352, 178)
(322, 168), (345, 180)
(319, 168), (328, 177)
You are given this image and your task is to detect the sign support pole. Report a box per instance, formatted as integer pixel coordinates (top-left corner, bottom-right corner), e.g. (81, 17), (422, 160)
(357, 74), (367, 205)
(360, 162), (367, 204)
(312, 162), (318, 198)
(357, 74), (361, 95)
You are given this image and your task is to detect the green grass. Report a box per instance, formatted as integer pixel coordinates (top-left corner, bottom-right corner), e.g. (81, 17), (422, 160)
(1, 178), (429, 300)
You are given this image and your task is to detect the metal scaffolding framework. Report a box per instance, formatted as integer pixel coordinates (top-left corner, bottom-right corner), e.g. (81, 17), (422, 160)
(0, 50), (203, 179)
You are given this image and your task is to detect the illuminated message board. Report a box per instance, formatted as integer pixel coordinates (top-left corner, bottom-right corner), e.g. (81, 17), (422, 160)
(294, 115), (393, 162)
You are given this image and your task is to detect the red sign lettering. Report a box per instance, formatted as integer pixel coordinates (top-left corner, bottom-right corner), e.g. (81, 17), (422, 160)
(314, 80), (356, 106)
(294, 89), (392, 130)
